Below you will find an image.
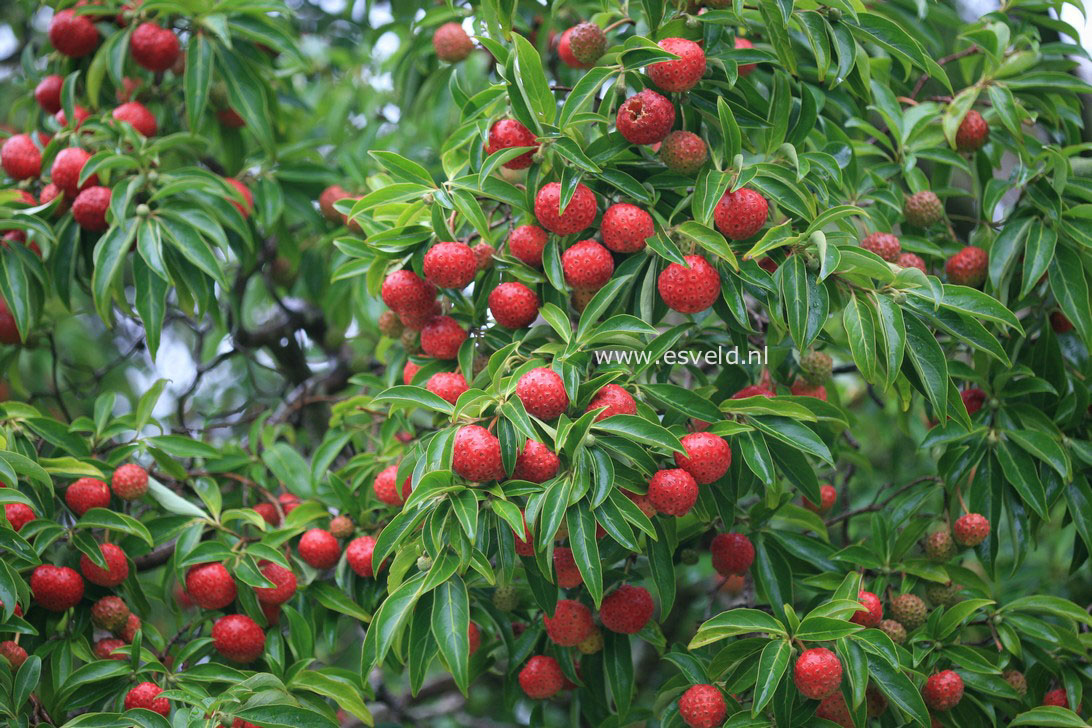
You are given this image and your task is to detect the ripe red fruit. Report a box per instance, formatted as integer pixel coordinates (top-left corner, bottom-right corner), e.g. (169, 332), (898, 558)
(861, 232), (901, 262)
(1, 134), (42, 180)
(674, 432), (732, 484)
(402, 361), (421, 385)
(111, 463), (148, 500)
(735, 37), (757, 76)
(297, 528), (341, 569)
(49, 9), (99, 58)
(72, 186), (112, 232)
(433, 22), (473, 62)
(253, 561), (296, 606)
(599, 584), (654, 633)
(217, 108), (246, 127)
(616, 89), (676, 145)
(648, 38), (706, 92)
(467, 621), (481, 656)
(790, 379), (827, 400)
(485, 119), (538, 169)
(804, 484), (837, 514)
(586, 383), (636, 421)
(1042, 688), (1075, 709)
(519, 655), (564, 699)
(130, 22), (181, 72)
(452, 425), (504, 482)
(426, 371), (469, 405)
(513, 513), (535, 557)
(0, 641), (25, 669)
(794, 647), (843, 699)
(0, 298), (19, 345)
(55, 104), (91, 129)
(624, 489), (657, 519)
(253, 502), (280, 526)
(678, 684), (727, 728)
(552, 547), (582, 588)
(961, 387), (987, 415)
(648, 468), (699, 517)
(125, 681), (169, 715)
(658, 254), (721, 314)
(347, 535), (379, 577)
(112, 101), (157, 136)
(94, 637), (126, 660)
(516, 367), (569, 420)
(904, 190), (944, 227)
(382, 269), (436, 314)
(509, 224), (548, 267)
(567, 22), (607, 66)
(562, 240), (614, 291)
(543, 598), (595, 645)
(945, 245), (988, 287)
(91, 595), (130, 630)
(512, 439), (560, 483)
(923, 670), (964, 711)
(80, 543), (129, 587)
(35, 75), (64, 113)
(40, 182), (66, 215)
(489, 282), (540, 328)
(118, 612), (141, 642)
(659, 131), (708, 175)
(423, 241), (478, 289)
(601, 203), (654, 253)
(815, 693), (852, 728)
(420, 315), (467, 359)
(278, 493), (301, 514)
(225, 178), (254, 218)
(473, 242), (495, 271)
(1050, 311), (1074, 333)
(851, 590), (884, 627)
(65, 477), (111, 516)
(955, 110), (989, 152)
(897, 252), (927, 272)
(534, 182), (597, 236)
(953, 513), (990, 547)
(318, 184), (350, 222)
(711, 532), (754, 576)
(714, 188), (768, 240)
(4, 503), (34, 531)
(31, 564), (85, 611)
(212, 614), (266, 663)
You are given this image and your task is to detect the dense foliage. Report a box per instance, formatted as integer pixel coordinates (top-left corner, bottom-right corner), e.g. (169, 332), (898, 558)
(0, 0), (1090, 726)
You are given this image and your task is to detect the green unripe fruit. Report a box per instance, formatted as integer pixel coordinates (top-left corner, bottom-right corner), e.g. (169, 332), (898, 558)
(492, 585), (518, 611)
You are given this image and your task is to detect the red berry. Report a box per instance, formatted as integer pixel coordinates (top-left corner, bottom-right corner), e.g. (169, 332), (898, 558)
(278, 493), (301, 514)
(543, 598), (595, 646)
(211, 614), (266, 663)
(851, 590), (883, 627)
(80, 542), (129, 587)
(585, 383), (636, 421)
(624, 489), (658, 519)
(253, 561), (296, 606)
(49, 9), (99, 58)
(433, 22), (473, 62)
(485, 119), (538, 169)
(790, 378), (827, 401)
(1050, 311), (1074, 333)
(793, 647), (843, 699)
(1042, 688), (1075, 709)
(66, 477), (111, 516)
(659, 131), (708, 175)
(534, 182), (597, 236)
(512, 439), (560, 483)
(111, 463), (148, 500)
(516, 367), (569, 420)
(112, 101), (157, 136)
(473, 242), (495, 271)
(678, 684), (726, 728)
(55, 104), (91, 129)
(561, 240), (614, 290)
(711, 532), (754, 576)
(130, 22), (181, 72)
(4, 503), (34, 531)
(489, 282), (540, 328)
(31, 565), (85, 611)
(72, 186), (112, 232)
(297, 528), (341, 569)
(897, 252), (927, 272)
(647, 468), (698, 517)
(117, 612), (141, 642)
(90, 595), (130, 631)
(674, 432), (732, 484)
(601, 203), (654, 253)
(467, 622), (481, 656)
(40, 182), (67, 216)
(124, 681), (169, 715)
(1, 135), (41, 180)
(955, 110), (989, 152)
(803, 484), (837, 514)
(426, 371), (469, 405)
(35, 75), (63, 114)
(253, 502), (280, 526)
(861, 232), (901, 262)
(599, 584), (654, 634)
(0, 298), (19, 345)
(347, 535), (379, 577)
(423, 241), (478, 289)
(566, 22), (607, 66)
(319, 184), (351, 222)
(519, 655), (564, 699)
(658, 254), (721, 314)
(815, 692), (852, 727)
(953, 513), (990, 547)
(509, 224), (548, 267)
(616, 89), (675, 145)
(735, 37), (756, 76)
(733, 385), (775, 399)
(452, 425), (504, 482)
(648, 37), (706, 92)
(923, 670), (964, 711)
(94, 637), (126, 660)
(402, 361), (421, 385)
(714, 188), (768, 240)
(552, 547), (582, 588)
(225, 178), (253, 217)
(945, 245), (988, 287)
(419, 315), (467, 359)
(382, 269), (436, 314)
(961, 387), (987, 415)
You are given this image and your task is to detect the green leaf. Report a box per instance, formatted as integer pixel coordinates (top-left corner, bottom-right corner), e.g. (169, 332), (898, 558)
(235, 706), (339, 728)
(866, 651), (931, 727)
(591, 415), (685, 454)
(1009, 707), (1089, 727)
(751, 639), (791, 713)
(431, 574), (470, 694)
(690, 609), (787, 649)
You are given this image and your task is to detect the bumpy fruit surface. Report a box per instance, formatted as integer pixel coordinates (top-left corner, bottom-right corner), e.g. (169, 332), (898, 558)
(516, 367), (569, 420)
(552, 547), (583, 588)
(543, 599), (595, 646)
(91, 595), (130, 630)
(1002, 669), (1027, 697)
(80, 542), (129, 587)
(658, 254), (720, 314)
(51, 148), (97, 197)
(861, 232), (901, 262)
(577, 629), (603, 654)
(212, 614), (266, 663)
(381, 269), (435, 314)
(534, 182), (597, 235)
(347, 536), (379, 577)
(113, 101), (157, 136)
(72, 186), (112, 231)
(925, 530), (956, 561)
(648, 38), (706, 92)
(790, 379), (827, 400)
(601, 203), (654, 253)
(56, 104), (90, 128)
(65, 477), (111, 516)
(319, 184), (351, 223)
(433, 22), (473, 62)
(4, 503), (34, 531)
(674, 432), (732, 484)
(659, 130), (707, 174)
(851, 590), (883, 627)
(568, 22), (606, 65)
(961, 387), (987, 415)
(816, 693), (852, 728)
(512, 439), (560, 483)
(509, 225), (548, 267)
(678, 684), (727, 728)
(485, 118), (538, 169)
(647, 468), (699, 517)
(49, 9), (99, 58)
(493, 585), (519, 611)
(185, 563), (237, 610)
(800, 350), (833, 385)
(904, 190), (944, 226)
(955, 110), (989, 152)
(879, 619), (908, 644)
(925, 581), (962, 608)
(35, 75), (63, 113)
(111, 463), (148, 500)
(426, 371), (469, 405)
(923, 670), (964, 711)
(557, 28), (588, 69)
(600, 584), (654, 634)
(297, 528), (340, 569)
(519, 655), (564, 699)
(131, 22), (181, 71)
(1042, 688), (1073, 709)
(420, 315), (467, 359)
(0, 641), (26, 668)
(793, 647), (843, 699)
(1, 135), (41, 180)
(254, 561), (297, 606)
(711, 532), (754, 576)
(377, 310), (403, 338)
(562, 240), (614, 290)
(586, 384), (637, 421)
(402, 360), (420, 384)
(897, 252), (927, 272)
(489, 282), (539, 328)
(945, 245), (988, 287)
(31, 564), (85, 611)
(616, 89), (675, 145)
(125, 682), (169, 716)
(118, 613), (141, 643)
(734, 37), (757, 76)
(373, 465), (412, 505)
(452, 425), (504, 481)
(714, 188), (768, 240)
(890, 593), (927, 630)
(953, 513), (990, 546)
(423, 241), (477, 289)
